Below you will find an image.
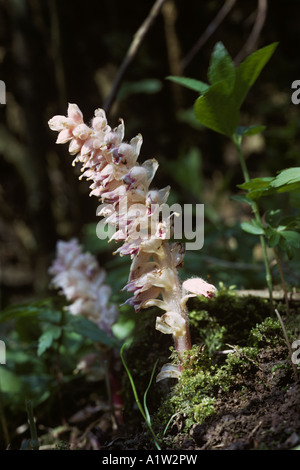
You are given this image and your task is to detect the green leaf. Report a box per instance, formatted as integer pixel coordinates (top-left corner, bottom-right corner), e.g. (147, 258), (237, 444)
(0, 299), (53, 323)
(267, 231), (281, 247)
(166, 76), (210, 94)
(276, 230), (300, 259)
(238, 177), (274, 200)
(270, 167), (300, 192)
(241, 220), (265, 235)
(208, 42), (235, 92)
(193, 42), (278, 138)
(66, 315), (118, 348)
(265, 209), (282, 227)
(37, 325), (62, 356)
(233, 42), (279, 108)
(236, 125), (266, 137)
(194, 81), (240, 137)
(280, 230), (300, 246)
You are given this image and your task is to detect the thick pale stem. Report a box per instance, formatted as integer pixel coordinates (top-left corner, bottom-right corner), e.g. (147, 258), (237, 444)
(159, 241), (192, 356)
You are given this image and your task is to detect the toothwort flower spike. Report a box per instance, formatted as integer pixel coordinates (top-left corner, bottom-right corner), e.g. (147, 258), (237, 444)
(49, 104), (216, 380)
(49, 238), (118, 334)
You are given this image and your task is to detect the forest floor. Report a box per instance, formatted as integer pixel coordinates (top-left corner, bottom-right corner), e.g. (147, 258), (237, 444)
(5, 293), (300, 451)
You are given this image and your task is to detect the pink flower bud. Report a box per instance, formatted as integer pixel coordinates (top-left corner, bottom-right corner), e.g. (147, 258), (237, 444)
(182, 277), (216, 298)
(67, 103), (83, 124)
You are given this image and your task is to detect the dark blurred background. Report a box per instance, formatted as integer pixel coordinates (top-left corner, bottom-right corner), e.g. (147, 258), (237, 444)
(1, 0), (300, 308)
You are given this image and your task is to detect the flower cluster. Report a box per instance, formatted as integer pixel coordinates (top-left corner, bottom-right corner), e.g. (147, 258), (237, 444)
(49, 104), (215, 380)
(49, 238), (118, 334)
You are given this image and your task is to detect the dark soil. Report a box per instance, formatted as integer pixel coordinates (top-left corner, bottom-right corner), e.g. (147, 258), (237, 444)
(102, 344), (300, 451)
(191, 347), (300, 450)
(9, 295), (300, 451)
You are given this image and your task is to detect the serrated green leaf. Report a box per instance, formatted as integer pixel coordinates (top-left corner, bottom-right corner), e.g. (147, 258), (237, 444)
(166, 76), (210, 94)
(233, 42), (279, 108)
(194, 81), (240, 137)
(241, 220), (265, 235)
(208, 42), (235, 92)
(236, 125), (266, 137)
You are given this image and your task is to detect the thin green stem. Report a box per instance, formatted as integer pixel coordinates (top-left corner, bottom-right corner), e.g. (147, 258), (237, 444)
(233, 135), (274, 309)
(120, 343), (161, 450)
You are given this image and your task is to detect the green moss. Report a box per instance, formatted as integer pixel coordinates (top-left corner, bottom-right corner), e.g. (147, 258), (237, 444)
(189, 291), (270, 351)
(154, 345), (232, 433)
(249, 316), (285, 348)
(154, 308), (295, 436)
(122, 291), (299, 441)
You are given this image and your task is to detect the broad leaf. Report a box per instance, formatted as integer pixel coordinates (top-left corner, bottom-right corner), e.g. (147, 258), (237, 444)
(194, 81), (240, 137)
(208, 42), (235, 92)
(270, 167), (300, 192)
(233, 42), (279, 109)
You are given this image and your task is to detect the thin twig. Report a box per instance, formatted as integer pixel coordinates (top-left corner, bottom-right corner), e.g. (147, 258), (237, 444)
(180, 0), (236, 70)
(48, 0), (67, 109)
(275, 309), (298, 381)
(162, 0), (183, 109)
(103, 0), (167, 114)
(234, 0), (268, 65)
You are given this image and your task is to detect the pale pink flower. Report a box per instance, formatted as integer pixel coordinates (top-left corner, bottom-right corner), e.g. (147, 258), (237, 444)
(48, 104), (216, 380)
(49, 239), (118, 333)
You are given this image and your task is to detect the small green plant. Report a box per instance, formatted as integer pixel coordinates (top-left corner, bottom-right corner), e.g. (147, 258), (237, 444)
(168, 42), (285, 309)
(238, 175), (300, 314)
